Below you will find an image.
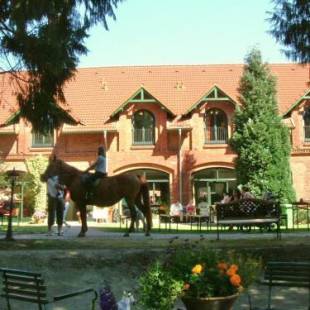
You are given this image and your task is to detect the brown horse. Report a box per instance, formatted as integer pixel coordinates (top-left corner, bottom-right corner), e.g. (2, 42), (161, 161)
(40, 157), (152, 237)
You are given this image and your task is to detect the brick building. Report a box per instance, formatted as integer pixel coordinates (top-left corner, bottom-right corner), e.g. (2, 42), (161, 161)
(0, 64), (309, 207)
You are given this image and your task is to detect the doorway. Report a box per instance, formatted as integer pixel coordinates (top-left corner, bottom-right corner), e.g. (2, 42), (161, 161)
(193, 168), (236, 206)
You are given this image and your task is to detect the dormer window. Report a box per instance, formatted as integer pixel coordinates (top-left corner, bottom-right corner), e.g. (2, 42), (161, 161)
(304, 107), (310, 142)
(204, 108), (228, 144)
(132, 110), (155, 145)
(32, 131), (54, 148)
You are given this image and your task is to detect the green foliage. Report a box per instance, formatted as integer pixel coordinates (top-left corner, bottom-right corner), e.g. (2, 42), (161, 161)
(138, 261), (183, 310)
(230, 49), (296, 203)
(138, 241), (261, 308)
(25, 155), (48, 215)
(165, 242), (261, 299)
(0, 159), (9, 189)
(269, 0), (310, 63)
(0, 0), (123, 134)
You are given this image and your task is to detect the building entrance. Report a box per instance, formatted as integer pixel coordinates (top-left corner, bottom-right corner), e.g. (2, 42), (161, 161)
(128, 169), (170, 210)
(193, 168), (236, 206)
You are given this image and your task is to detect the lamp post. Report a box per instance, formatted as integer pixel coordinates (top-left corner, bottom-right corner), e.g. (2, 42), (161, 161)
(5, 168), (20, 241)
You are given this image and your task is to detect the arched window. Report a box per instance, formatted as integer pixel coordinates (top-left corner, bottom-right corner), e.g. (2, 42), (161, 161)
(205, 109), (228, 143)
(304, 107), (310, 141)
(132, 110), (155, 145)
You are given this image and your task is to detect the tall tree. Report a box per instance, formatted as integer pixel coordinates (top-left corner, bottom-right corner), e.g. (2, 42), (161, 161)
(269, 0), (310, 63)
(230, 49), (295, 203)
(0, 0), (123, 133)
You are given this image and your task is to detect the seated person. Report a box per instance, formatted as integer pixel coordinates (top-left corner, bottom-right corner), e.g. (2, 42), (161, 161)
(169, 200), (184, 221)
(185, 200), (196, 216)
(221, 190), (233, 204)
(241, 186), (255, 199)
(197, 199), (209, 217)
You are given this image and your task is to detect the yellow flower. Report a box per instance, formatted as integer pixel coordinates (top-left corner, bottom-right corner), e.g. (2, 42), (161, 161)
(230, 274), (242, 287)
(192, 264), (203, 274)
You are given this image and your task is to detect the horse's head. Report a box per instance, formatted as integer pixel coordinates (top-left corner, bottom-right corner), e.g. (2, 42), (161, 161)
(40, 155), (63, 182)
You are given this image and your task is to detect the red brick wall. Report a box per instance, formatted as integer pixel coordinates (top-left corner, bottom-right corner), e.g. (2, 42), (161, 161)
(2, 99), (310, 203)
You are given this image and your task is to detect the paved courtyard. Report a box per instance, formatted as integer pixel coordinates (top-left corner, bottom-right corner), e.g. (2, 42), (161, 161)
(1, 223), (309, 309)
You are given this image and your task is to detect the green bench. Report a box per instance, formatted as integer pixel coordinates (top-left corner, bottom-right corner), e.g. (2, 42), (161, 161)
(0, 268), (98, 310)
(262, 261), (310, 310)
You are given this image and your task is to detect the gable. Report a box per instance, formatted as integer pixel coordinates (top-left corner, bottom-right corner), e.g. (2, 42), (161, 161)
(110, 87), (175, 118)
(283, 89), (310, 117)
(184, 86), (237, 115)
(0, 104), (80, 129)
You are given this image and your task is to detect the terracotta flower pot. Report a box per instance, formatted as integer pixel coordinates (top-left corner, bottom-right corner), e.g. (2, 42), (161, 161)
(181, 293), (239, 310)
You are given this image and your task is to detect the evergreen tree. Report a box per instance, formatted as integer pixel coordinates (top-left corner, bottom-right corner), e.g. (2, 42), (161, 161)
(269, 0), (310, 63)
(0, 1), (123, 134)
(230, 49), (295, 203)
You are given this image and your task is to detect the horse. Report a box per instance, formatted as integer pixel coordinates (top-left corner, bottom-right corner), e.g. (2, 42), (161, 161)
(40, 156), (152, 237)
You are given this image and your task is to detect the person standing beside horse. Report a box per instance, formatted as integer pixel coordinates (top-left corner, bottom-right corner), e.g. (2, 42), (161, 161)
(47, 175), (65, 236)
(85, 146), (107, 201)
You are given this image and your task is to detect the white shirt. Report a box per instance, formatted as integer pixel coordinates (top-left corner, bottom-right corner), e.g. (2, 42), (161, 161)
(198, 201), (209, 216)
(170, 202), (183, 216)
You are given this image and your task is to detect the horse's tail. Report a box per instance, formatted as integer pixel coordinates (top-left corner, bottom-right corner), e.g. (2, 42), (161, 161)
(136, 176), (152, 230)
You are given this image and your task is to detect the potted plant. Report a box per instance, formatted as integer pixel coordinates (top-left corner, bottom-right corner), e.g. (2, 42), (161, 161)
(138, 261), (183, 310)
(138, 240), (261, 310)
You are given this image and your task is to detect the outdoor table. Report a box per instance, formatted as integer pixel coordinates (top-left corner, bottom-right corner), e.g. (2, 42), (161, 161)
(189, 215), (210, 232)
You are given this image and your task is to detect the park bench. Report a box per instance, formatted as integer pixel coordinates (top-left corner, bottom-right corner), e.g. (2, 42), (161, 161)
(261, 261), (310, 310)
(215, 198), (281, 240)
(0, 268), (98, 310)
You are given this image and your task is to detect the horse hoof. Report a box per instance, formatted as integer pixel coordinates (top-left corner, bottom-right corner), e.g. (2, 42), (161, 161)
(123, 232), (130, 237)
(78, 233), (85, 237)
(145, 232), (151, 237)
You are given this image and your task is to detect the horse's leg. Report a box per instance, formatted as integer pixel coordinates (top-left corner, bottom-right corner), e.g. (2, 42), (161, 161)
(140, 207), (152, 237)
(136, 183), (152, 236)
(123, 198), (137, 237)
(77, 203), (88, 237)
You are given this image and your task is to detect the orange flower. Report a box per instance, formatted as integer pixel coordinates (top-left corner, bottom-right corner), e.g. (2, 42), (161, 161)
(230, 264), (238, 272)
(217, 262), (228, 271)
(226, 264), (238, 276)
(183, 283), (190, 290)
(230, 274), (242, 287)
(192, 264), (203, 274)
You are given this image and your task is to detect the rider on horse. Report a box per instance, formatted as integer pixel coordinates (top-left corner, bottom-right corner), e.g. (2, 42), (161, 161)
(85, 146), (107, 200)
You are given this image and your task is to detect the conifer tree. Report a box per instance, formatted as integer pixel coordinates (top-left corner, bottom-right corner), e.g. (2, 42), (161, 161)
(269, 0), (310, 64)
(0, 1), (123, 134)
(230, 49), (295, 203)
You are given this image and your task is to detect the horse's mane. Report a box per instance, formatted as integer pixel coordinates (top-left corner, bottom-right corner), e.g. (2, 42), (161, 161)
(58, 159), (83, 176)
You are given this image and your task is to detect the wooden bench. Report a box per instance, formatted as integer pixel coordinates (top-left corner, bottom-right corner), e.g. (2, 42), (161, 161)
(0, 268), (98, 310)
(261, 261), (310, 310)
(215, 198), (281, 240)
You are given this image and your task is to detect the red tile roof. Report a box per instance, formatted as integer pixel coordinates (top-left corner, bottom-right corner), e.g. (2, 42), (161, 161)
(1, 64), (309, 131)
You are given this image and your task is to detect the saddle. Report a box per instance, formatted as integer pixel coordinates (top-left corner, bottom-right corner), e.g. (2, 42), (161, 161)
(82, 173), (106, 201)
(81, 173), (102, 187)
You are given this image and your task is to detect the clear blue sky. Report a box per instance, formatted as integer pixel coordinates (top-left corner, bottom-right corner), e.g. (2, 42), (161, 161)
(79, 0), (289, 68)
